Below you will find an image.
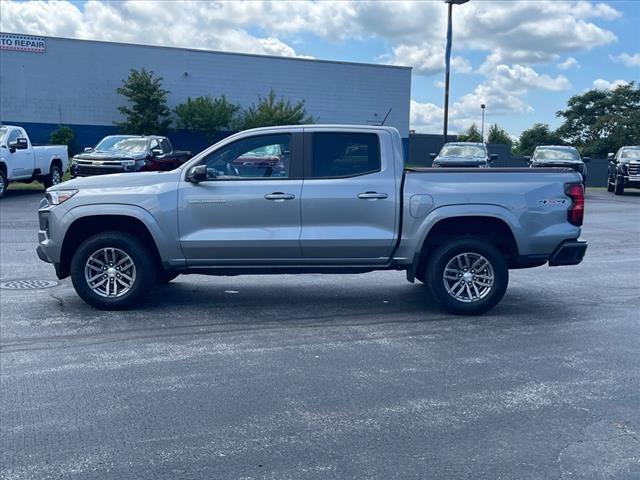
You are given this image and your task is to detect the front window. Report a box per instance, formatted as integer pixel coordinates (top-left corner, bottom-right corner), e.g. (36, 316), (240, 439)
(620, 147), (640, 160)
(534, 148), (580, 162)
(439, 144), (486, 158)
(0, 126), (7, 143)
(94, 137), (148, 155)
(202, 134), (291, 179)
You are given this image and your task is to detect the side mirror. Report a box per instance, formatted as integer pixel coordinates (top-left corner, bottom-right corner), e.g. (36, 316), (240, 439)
(186, 164), (208, 183)
(489, 154), (498, 162)
(607, 153), (615, 161)
(151, 148), (163, 157)
(9, 138), (28, 152)
(429, 153), (437, 160)
(582, 157), (591, 163)
(523, 156), (531, 163)
(84, 147), (93, 152)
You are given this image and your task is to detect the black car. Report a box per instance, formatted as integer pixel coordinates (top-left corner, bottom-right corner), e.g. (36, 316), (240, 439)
(429, 142), (497, 168)
(526, 146), (589, 184)
(607, 146), (640, 195)
(70, 135), (191, 177)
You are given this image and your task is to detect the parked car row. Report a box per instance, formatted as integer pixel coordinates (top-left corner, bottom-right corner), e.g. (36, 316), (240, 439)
(0, 126), (192, 198)
(430, 143), (591, 185)
(607, 146), (640, 195)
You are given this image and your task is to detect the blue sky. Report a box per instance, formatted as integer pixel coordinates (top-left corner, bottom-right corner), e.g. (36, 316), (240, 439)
(3, 0), (639, 137)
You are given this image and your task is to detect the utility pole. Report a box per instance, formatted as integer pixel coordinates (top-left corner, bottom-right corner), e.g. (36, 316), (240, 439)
(481, 103), (486, 142)
(442, 0), (469, 144)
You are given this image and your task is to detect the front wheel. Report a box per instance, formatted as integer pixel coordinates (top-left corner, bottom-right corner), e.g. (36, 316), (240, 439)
(0, 169), (7, 199)
(70, 232), (156, 310)
(607, 176), (615, 192)
(426, 237), (508, 315)
(614, 175), (624, 195)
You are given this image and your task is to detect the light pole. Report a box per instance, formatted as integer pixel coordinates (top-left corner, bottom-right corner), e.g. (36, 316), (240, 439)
(481, 103), (486, 142)
(443, 0), (469, 144)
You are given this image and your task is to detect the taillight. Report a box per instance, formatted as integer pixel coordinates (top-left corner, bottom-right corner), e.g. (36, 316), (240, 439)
(566, 183), (584, 226)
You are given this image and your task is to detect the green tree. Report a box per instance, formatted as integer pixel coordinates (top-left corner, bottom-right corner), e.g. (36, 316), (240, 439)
(235, 89), (314, 130)
(517, 123), (563, 156)
(115, 68), (171, 134)
(174, 95), (240, 141)
(556, 81), (640, 157)
(487, 123), (514, 151)
(457, 124), (483, 142)
(50, 125), (75, 155)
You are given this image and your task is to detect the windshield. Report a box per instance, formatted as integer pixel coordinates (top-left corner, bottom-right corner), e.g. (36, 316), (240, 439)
(94, 137), (148, 155)
(620, 147), (640, 160)
(534, 148), (580, 162)
(439, 145), (486, 158)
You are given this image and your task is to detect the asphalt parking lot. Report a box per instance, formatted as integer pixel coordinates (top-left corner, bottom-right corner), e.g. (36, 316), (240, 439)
(1, 188), (639, 479)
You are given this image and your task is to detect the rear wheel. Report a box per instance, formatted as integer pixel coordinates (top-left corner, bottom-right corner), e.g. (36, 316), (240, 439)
(43, 164), (63, 188)
(614, 175), (624, 195)
(426, 237), (508, 315)
(70, 232), (156, 310)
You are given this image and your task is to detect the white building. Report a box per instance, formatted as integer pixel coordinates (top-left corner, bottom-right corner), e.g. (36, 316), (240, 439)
(0, 33), (411, 145)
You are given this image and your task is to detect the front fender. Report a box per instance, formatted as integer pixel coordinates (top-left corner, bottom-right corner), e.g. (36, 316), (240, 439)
(60, 204), (185, 267)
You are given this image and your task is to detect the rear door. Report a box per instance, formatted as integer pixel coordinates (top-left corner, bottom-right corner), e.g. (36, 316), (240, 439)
(299, 129), (398, 262)
(178, 131), (303, 264)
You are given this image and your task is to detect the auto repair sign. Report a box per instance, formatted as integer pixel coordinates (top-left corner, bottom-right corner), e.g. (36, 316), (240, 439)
(0, 33), (46, 53)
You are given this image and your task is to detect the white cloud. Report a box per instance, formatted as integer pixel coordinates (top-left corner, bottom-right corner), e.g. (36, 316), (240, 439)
(0, 0), (312, 58)
(410, 100), (444, 133)
(592, 79), (630, 90)
(381, 43), (472, 75)
(558, 57), (580, 70)
(609, 53), (640, 68)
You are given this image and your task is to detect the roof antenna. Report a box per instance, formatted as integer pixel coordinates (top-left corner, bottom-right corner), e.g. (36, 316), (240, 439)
(380, 107), (392, 126)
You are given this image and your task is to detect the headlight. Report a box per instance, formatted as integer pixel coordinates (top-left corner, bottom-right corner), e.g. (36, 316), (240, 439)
(46, 189), (78, 205)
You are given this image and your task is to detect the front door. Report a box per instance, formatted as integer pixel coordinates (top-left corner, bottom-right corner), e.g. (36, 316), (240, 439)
(7, 129), (33, 179)
(299, 130), (398, 262)
(178, 132), (303, 265)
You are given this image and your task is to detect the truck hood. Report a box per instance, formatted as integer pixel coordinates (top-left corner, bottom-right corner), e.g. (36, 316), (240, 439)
(434, 156), (487, 167)
(73, 151), (147, 161)
(532, 161), (584, 169)
(50, 170), (180, 190)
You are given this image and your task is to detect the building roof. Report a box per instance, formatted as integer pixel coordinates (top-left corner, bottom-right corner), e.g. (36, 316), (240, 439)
(1, 32), (412, 71)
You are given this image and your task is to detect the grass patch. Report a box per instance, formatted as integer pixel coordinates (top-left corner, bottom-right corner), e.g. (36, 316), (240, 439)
(7, 172), (73, 192)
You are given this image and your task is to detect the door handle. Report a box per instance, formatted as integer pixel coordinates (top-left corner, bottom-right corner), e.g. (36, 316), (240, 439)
(358, 191), (388, 200)
(265, 192), (295, 201)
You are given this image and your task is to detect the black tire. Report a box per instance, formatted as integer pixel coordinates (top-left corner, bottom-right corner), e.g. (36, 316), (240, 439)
(157, 271), (179, 284)
(70, 231), (156, 310)
(0, 169), (7, 199)
(43, 164), (63, 188)
(426, 237), (508, 315)
(607, 176), (615, 192)
(614, 175), (624, 195)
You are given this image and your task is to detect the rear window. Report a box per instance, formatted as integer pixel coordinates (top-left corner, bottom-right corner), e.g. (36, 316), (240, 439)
(311, 133), (381, 178)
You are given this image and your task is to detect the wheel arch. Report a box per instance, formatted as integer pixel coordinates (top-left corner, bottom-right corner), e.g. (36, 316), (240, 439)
(413, 213), (520, 281)
(59, 213), (164, 278)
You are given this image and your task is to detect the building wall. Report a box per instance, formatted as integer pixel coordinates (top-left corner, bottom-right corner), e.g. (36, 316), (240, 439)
(0, 34), (411, 137)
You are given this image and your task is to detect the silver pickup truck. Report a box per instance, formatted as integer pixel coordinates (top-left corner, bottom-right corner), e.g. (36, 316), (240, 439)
(37, 125), (587, 315)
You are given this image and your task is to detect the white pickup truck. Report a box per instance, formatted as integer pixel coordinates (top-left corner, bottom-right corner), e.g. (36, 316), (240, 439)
(0, 125), (69, 198)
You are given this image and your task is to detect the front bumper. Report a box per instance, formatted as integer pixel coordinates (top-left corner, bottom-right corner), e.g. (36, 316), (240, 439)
(548, 240), (588, 266)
